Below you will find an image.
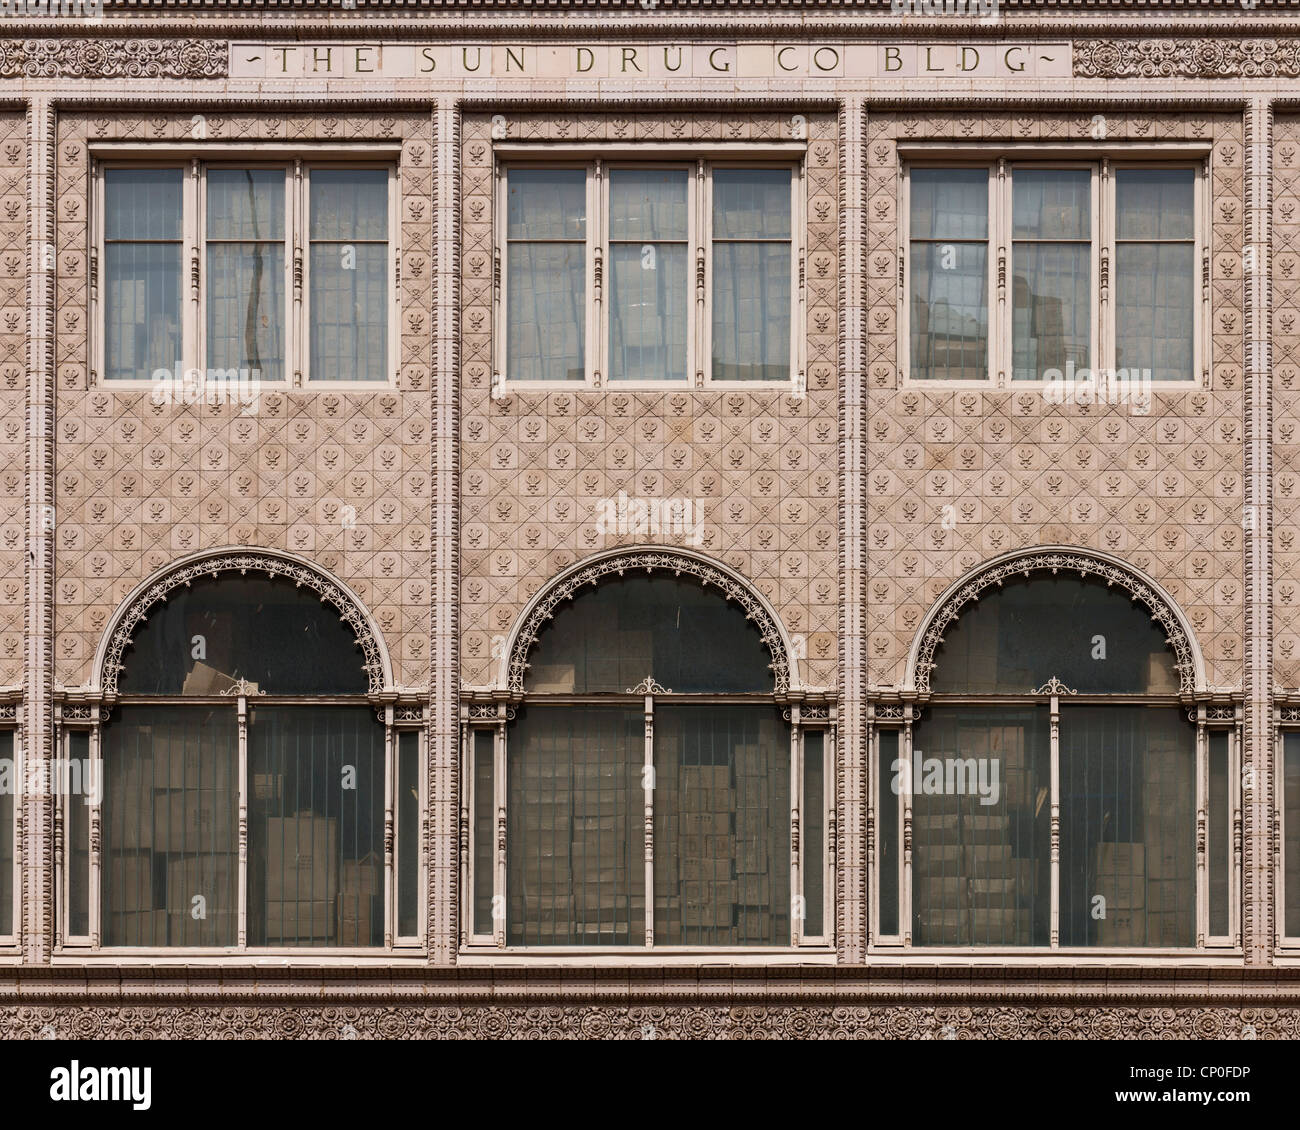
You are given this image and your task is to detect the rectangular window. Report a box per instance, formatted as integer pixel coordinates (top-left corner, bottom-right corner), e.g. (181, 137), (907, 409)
(1286, 732), (1300, 938)
(0, 730), (13, 937)
(67, 731), (91, 938)
(501, 163), (797, 386)
(396, 730), (420, 939)
(877, 730), (900, 937)
(802, 730), (825, 938)
(1208, 731), (1230, 938)
(100, 162), (393, 385)
(472, 729), (496, 937)
(904, 162), (1199, 384)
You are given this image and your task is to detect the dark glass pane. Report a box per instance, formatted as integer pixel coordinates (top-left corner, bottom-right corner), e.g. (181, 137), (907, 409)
(877, 729), (899, 936)
(0, 731), (10, 935)
(1059, 707), (1195, 947)
(712, 170), (791, 240)
(1288, 732), (1300, 937)
(102, 705), (238, 947)
(609, 169), (688, 241)
(1012, 169), (1090, 240)
(105, 168), (183, 241)
(104, 242), (182, 382)
(1208, 731), (1229, 937)
(506, 169), (586, 240)
(711, 241), (791, 382)
(910, 168), (988, 241)
(473, 729), (495, 936)
(506, 706), (643, 946)
(67, 731), (91, 937)
(309, 241), (387, 381)
(803, 730), (824, 937)
(248, 706), (385, 947)
(117, 573), (369, 696)
(910, 707), (1050, 946)
(396, 730), (420, 938)
(506, 242), (585, 382)
(654, 705), (791, 946)
(1115, 242), (1194, 381)
(1116, 169), (1194, 241)
(909, 240), (988, 381)
(525, 575), (772, 694)
(929, 574), (1180, 694)
(207, 169), (285, 241)
(309, 168), (388, 241)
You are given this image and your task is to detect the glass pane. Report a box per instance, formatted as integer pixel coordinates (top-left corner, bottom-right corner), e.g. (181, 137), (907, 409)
(711, 241), (790, 381)
(654, 705), (791, 946)
(1012, 169), (1090, 240)
(67, 731), (91, 937)
(248, 706), (385, 947)
(524, 574), (772, 694)
(102, 706), (238, 947)
(473, 729), (495, 936)
(309, 242), (387, 381)
(506, 706), (643, 946)
(712, 169), (791, 240)
(1288, 733), (1300, 937)
(609, 242), (687, 382)
(803, 730), (824, 937)
(877, 730), (900, 936)
(1116, 169), (1195, 241)
(206, 242), (285, 382)
(206, 169), (285, 241)
(105, 168), (182, 241)
(1059, 707), (1195, 947)
(1115, 242), (1194, 381)
(397, 730), (420, 938)
(1012, 243), (1090, 380)
(910, 708), (1050, 946)
(104, 243), (182, 382)
(910, 168), (988, 241)
(1208, 731), (1229, 937)
(506, 169), (586, 240)
(909, 241), (988, 380)
(309, 168), (388, 241)
(610, 169), (687, 240)
(117, 573), (369, 696)
(507, 243), (585, 382)
(929, 573), (1180, 695)
(0, 731), (9, 935)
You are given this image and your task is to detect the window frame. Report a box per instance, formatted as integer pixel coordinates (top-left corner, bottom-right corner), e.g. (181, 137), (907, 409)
(91, 154), (399, 391)
(494, 153), (805, 393)
(54, 696), (429, 960)
(461, 695), (834, 959)
(0, 709), (20, 953)
(899, 151), (1208, 390)
(1273, 705), (1300, 955)
(869, 697), (1240, 956)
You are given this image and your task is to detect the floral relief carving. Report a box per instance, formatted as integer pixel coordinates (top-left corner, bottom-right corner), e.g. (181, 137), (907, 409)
(0, 39), (226, 80)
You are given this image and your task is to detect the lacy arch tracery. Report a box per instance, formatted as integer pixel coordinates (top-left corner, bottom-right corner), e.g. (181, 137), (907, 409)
(907, 547), (1204, 697)
(95, 549), (391, 696)
(502, 548), (798, 696)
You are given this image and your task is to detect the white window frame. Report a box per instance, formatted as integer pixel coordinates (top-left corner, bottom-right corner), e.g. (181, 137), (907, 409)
(91, 155), (399, 391)
(899, 152), (1208, 390)
(54, 697), (429, 962)
(0, 709), (20, 953)
(869, 699), (1241, 957)
(494, 154), (805, 393)
(460, 700), (835, 961)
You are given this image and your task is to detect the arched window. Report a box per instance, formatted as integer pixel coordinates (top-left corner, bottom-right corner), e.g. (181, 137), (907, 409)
(60, 559), (425, 952)
(466, 562), (829, 951)
(876, 563), (1236, 951)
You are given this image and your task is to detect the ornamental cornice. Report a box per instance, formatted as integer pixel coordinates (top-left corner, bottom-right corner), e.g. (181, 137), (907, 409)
(0, 37), (226, 78)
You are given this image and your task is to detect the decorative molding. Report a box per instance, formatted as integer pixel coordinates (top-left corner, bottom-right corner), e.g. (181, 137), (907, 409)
(97, 550), (389, 696)
(910, 548), (1202, 697)
(626, 676), (671, 695)
(1033, 676), (1078, 696)
(0, 39), (227, 80)
(1075, 39), (1300, 79)
(219, 678), (266, 698)
(504, 549), (796, 696)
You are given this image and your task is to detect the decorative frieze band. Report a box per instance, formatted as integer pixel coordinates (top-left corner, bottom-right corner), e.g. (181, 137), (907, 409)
(0, 38), (226, 80)
(1075, 39), (1300, 80)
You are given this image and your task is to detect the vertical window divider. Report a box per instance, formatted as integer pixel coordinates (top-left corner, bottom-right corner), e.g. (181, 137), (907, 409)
(789, 706), (801, 945)
(866, 715), (877, 945)
(186, 159), (201, 376)
(1195, 708), (1209, 948)
(89, 157), (100, 387)
(995, 159), (1007, 387)
(590, 160), (604, 388)
(1049, 691), (1061, 949)
(491, 162), (504, 397)
(291, 159), (303, 387)
(493, 713), (507, 948)
(901, 707), (914, 947)
(1200, 154), (1211, 385)
(54, 715), (66, 947)
(236, 693), (248, 950)
(1232, 713), (1242, 949)
(824, 718), (836, 946)
(794, 161), (806, 400)
(1099, 157), (1113, 375)
(643, 692), (655, 948)
(696, 158), (708, 388)
(458, 721), (469, 947)
(88, 722), (102, 949)
(383, 704), (395, 950)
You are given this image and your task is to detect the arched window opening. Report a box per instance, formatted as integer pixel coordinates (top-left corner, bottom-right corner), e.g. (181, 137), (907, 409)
(878, 566), (1232, 952)
(63, 562), (422, 953)
(469, 565), (826, 951)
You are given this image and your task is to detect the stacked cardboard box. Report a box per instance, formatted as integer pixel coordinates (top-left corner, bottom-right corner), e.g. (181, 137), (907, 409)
(1092, 842), (1147, 945)
(165, 853), (238, 945)
(337, 852), (381, 946)
(264, 812), (338, 944)
(1144, 787), (1192, 946)
(678, 763), (736, 934)
(105, 851), (167, 944)
(152, 787), (236, 853)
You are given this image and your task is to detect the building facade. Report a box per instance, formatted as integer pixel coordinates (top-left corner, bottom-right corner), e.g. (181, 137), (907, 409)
(2, 0), (1300, 1039)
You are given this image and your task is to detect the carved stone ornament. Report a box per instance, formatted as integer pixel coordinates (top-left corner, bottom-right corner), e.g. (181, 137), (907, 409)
(0, 38), (227, 79)
(99, 551), (387, 696)
(626, 676), (671, 694)
(1074, 39), (1300, 80)
(913, 551), (1197, 696)
(1033, 676), (1078, 696)
(507, 550), (793, 695)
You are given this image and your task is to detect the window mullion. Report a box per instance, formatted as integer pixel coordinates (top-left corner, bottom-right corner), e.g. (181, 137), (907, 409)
(291, 159), (303, 387)
(236, 693), (248, 950)
(994, 159), (1007, 387)
(383, 705), (395, 950)
(88, 722), (102, 949)
(188, 158), (202, 375)
(790, 706), (801, 946)
(696, 159), (708, 387)
(1196, 710), (1208, 948)
(590, 161), (603, 389)
(1099, 158), (1113, 375)
(643, 692), (655, 948)
(902, 710), (913, 947)
(1049, 693), (1061, 949)
(494, 717), (506, 948)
